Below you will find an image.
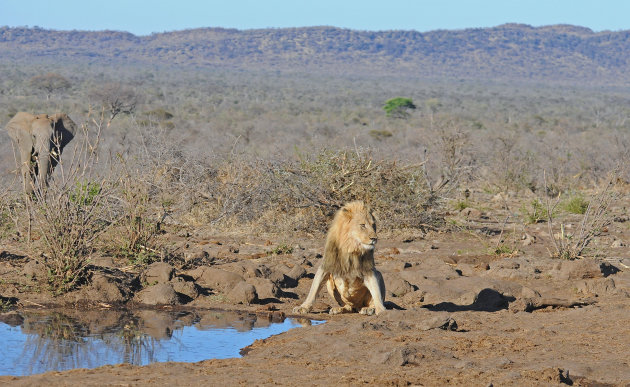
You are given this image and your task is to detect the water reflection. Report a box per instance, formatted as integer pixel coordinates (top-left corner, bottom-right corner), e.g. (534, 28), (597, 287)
(0, 309), (322, 376)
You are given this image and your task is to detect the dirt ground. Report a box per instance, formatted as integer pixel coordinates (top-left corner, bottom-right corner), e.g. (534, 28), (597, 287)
(1, 193), (630, 386)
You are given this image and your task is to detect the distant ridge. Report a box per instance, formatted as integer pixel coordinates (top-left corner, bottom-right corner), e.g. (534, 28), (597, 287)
(1, 24), (629, 84)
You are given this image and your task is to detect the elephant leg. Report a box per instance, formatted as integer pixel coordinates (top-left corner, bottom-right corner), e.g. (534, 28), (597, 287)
(29, 117), (56, 192)
(16, 144), (35, 195)
(35, 149), (51, 190)
(32, 134), (52, 192)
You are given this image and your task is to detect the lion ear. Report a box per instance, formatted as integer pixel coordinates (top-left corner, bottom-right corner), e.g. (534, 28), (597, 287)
(341, 207), (353, 219)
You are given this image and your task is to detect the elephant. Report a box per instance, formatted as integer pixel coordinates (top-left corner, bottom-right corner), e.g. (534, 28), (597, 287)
(5, 112), (77, 195)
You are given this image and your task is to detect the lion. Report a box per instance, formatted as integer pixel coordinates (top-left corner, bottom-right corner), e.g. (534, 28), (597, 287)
(293, 201), (386, 315)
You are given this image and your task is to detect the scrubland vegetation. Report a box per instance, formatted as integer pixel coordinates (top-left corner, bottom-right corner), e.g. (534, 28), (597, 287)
(1, 42), (630, 291)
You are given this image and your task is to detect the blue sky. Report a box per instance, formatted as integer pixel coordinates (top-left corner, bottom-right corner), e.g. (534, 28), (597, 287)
(1, 0), (629, 35)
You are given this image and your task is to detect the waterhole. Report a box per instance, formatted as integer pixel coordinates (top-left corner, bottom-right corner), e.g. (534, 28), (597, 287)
(0, 309), (323, 376)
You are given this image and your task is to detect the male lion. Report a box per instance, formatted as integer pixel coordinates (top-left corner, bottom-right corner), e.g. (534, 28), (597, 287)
(293, 201), (386, 315)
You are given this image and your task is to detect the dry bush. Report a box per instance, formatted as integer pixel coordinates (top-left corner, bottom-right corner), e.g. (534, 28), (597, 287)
(268, 148), (446, 232)
(115, 142), (449, 235)
(544, 170), (618, 260)
(105, 158), (164, 265)
(25, 111), (116, 292)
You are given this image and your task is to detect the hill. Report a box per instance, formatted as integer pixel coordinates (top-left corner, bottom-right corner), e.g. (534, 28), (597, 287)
(1, 24), (630, 85)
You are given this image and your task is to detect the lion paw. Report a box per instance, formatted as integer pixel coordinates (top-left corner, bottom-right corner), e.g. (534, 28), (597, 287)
(359, 307), (376, 316)
(329, 307), (344, 315)
(293, 305), (311, 314)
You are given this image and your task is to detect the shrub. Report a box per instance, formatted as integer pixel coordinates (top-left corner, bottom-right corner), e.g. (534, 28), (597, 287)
(561, 193), (589, 214)
(277, 148), (445, 231)
(520, 199), (549, 224)
(368, 130), (393, 140)
(26, 117), (114, 293)
(544, 171), (617, 260)
(453, 200), (470, 211)
(110, 158), (163, 266)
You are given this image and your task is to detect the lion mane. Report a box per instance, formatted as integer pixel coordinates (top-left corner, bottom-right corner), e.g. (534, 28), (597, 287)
(321, 201), (377, 278)
(294, 201), (387, 315)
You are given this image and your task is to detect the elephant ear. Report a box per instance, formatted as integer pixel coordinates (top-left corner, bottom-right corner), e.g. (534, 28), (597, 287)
(50, 113), (77, 151)
(5, 112), (36, 148)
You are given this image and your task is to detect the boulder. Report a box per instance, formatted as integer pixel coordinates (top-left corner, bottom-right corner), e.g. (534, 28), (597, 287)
(171, 277), (199, 300)
(227, 281), (258, 304)
(386, 275), (415, 297)
(556, 259), (618, 280)
(246, 277), (281, 300)
(135, 283), (180, 305)
(89, 273), (126, 303)
(287, 265), (307, 282)
(186, 266), (244, 292)
(23, 259), (47, 281)
(184, 248), (210, 263)
(418, 315), (458, 331)
(143, 262), (175, 284)
(575, 277), (617, 296)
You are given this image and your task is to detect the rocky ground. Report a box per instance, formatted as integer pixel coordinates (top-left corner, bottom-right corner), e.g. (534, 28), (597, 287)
(1, 193), (630, 386)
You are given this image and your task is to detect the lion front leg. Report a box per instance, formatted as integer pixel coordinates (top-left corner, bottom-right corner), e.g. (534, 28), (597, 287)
(293, 266), (328, 314)
(363, 269), (386, 315)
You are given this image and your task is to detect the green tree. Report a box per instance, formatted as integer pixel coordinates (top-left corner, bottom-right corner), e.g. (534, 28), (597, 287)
(383, 97), (416, 118)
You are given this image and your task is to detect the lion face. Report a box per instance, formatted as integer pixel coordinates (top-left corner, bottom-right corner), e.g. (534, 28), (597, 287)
(341, 202), (377, 252)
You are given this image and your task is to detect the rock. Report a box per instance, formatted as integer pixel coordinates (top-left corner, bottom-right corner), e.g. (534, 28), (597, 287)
(575, 277), (616, 296)
(418, 315), (458, 331)
(143, 262), (175, 284)
(556, 259), (617, 280)
(246, 277), (281, 300)
(89, 273), (126, 303)
(227, 281), (258, 304)
(611, 239), (626, 248)
(398, 262), (412, 270)
(370, 345), (419, 366)
(23, 259), (47, 281)
(401, 289), (427, 306)
(217, 246), (238, 258)
(268, 265), (300, 288)
(486, 259), (525, 279)
(135, 283), (180, 305)
(521, 233), (536, 246)
(509, 296), (595, 313)
(184, 248), (210, 263)
(187, 266), (244, 292)
(170, 277), (198, 300)
(387, 275), (415, 297)
(508, 298), (535, 313)
(287, 265), (307, 281)
(469, 288), (512, 311)
(520, 286), (541, 298)
(232, 262), (270, 279)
